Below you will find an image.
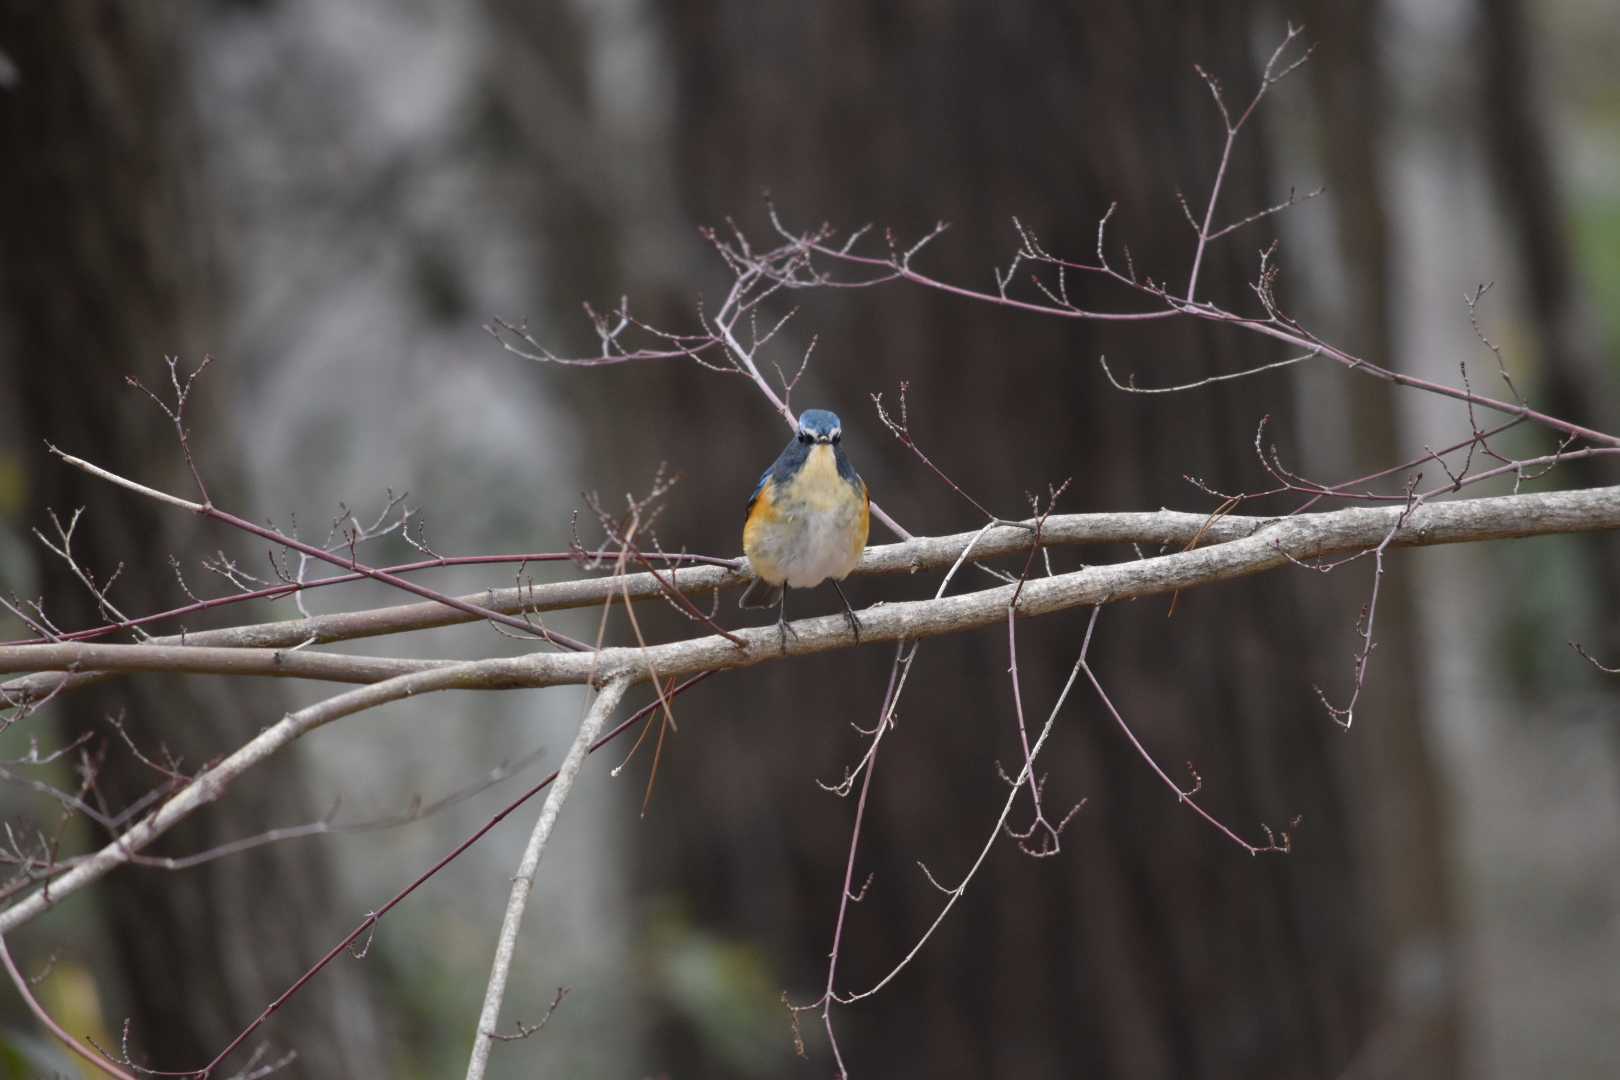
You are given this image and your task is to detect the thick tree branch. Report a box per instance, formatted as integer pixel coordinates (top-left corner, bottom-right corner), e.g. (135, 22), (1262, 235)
(0, 643), (458, 685)
(0, 484), (1611, 940)
(5, 487), (1618, 701)
(0, 509), (1264, 703)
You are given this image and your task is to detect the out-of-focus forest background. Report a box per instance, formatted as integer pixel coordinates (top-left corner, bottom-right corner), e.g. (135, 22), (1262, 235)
(0, 2), (1617, 1077)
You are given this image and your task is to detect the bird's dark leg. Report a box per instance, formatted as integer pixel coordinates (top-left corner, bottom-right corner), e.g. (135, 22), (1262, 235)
(831, 580), (862, 643)
(776, 586), (800, 654)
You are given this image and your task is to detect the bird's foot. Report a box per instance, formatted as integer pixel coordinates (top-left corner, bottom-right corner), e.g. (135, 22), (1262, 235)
(776, 617), (801, 655)
(831, 581), (862, 644)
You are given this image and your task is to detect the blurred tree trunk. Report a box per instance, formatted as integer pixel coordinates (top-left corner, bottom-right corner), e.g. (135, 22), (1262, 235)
(645, 5), (1459, 1077)
(1475, 0), (1620, 665)
(485, 2), (1460, 1076)
(0, 4), (384, 1072)
(1293, 0), (1464, 1072)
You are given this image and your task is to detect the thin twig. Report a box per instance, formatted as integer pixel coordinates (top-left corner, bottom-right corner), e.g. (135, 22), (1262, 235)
(1, 933), (137, 1079)
(463, 677), (629, 1080)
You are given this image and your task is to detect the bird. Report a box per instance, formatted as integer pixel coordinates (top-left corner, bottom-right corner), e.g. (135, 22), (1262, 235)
(741, 408), (870, 650)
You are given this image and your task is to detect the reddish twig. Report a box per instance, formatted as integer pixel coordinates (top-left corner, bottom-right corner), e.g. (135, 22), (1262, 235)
(44, 446), (594, 652)
(1079, 608), (1295, 852)
(1185, 23), (1315, 301)
(0, 544), (737, 649)
(189, 671), (713, 1079)
(0, 932), (137, 1080)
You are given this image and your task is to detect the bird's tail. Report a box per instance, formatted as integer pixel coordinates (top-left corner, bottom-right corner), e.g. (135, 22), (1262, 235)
(739, 577), (783, 609)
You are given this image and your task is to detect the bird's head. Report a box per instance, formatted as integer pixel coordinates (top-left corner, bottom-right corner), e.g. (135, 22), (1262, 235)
(796, 409), (843, 445)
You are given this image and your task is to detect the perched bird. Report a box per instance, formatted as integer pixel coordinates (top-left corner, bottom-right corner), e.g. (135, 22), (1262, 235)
(741, 408), (870, 649)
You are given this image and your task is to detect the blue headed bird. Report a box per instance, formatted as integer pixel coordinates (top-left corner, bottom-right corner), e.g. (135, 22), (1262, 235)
(741, 408), (870, 648)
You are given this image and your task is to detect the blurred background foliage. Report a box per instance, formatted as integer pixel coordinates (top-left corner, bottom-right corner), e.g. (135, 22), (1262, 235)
(0, 2), (1617, 1077)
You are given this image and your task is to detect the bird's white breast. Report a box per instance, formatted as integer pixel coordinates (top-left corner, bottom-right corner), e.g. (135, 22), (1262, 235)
(754, 445), (863, 588)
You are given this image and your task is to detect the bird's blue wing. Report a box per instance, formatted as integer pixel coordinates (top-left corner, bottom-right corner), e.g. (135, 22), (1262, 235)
(744, 464), (773, 519)
(746, 436), (807, 521)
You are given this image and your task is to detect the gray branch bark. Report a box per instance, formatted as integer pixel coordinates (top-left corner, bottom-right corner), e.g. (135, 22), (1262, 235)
(0, 484), (1615, 937)
(7, 485), (1616, 698)
(463, 676), (630, 1079)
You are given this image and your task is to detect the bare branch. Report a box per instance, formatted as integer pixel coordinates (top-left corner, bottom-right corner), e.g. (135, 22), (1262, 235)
(1099, 348), (1319, 394)
(44, 446), (593, 651)
(464, 677), (630, 1079)
(6, 487), (1619, 703)
(1, 933), (137, 1079)
(1570, 640), (1620, 675)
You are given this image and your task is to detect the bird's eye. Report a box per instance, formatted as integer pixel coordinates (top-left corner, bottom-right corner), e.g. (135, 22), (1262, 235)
(830, 431), (841, 444)
(798, 431), (812, 444)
